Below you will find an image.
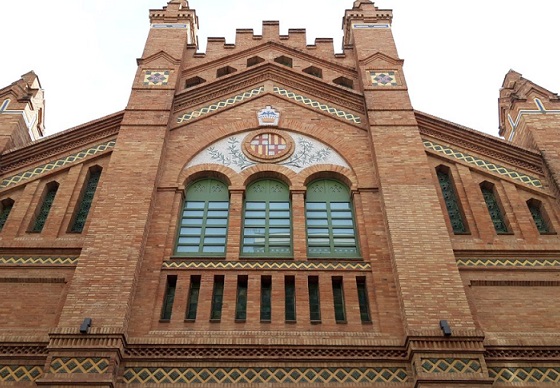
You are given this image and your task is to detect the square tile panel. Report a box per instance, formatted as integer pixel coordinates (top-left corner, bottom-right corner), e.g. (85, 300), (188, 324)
(370, 71), (398, 86)
(143, 70), (170, 86)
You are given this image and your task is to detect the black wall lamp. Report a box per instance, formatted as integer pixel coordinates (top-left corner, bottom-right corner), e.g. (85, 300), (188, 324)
(80, 318), (92, 334)
(439, 320), (452, 337)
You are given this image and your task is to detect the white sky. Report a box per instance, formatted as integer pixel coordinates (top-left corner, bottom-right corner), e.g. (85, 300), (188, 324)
(1, 1), (558, 139)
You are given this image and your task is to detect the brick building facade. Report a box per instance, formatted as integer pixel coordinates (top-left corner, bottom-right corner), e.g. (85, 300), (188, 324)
(1, 0), (560, 386)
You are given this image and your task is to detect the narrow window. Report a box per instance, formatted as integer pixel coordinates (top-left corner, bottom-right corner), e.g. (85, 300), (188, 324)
(308, 276), (321, 322)
(185, 275), (201, 320)
(242, 179), (291, 257)
(235, 276), (248, 321)
(306, 180), (358, 257)
(176, 179), (229, 255)
(436, 168), (467, 234)
(0, 198), (14, 232)
(285, 276), (296, 322)
(274, 55), (293, 68)
(31, 182), (59, 232)
(480, 184), (509, 234)
(210, 275), (225, 321)
(160, 275), (177, 321)
(70, 168), (102, 233)
(332, 277), (346, 323)
(356, 277), (371, 323)
(260, 276), (272, 322)
(527, 199), (551, 234)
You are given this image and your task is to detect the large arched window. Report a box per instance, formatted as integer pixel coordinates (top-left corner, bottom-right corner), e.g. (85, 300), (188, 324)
(306, 180), (359, 257)
(242, 179), (291, 256)
(175, 179), (229, 255)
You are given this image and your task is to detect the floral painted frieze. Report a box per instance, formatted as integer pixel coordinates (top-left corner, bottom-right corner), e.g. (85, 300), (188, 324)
(187, 131), (348, 173)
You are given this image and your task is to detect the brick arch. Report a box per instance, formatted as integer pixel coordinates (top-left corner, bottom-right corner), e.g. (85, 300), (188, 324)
(240, 164), (297, 188)
(177, 164), (243, 189)
(298, 165), (358, 190)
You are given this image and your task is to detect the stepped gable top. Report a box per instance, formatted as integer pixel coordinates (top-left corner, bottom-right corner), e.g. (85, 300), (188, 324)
(498, 70), (560, 138)
(0, 71), (42, 98)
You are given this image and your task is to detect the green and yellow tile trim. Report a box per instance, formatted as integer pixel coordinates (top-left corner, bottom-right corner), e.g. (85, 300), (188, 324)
(50, 357), (109, 374)
(423, 140), (542, 188)
(177, 86), (265, 123)
(0, 256), (78, 266)
(176, 86), (361, 124)
(421, 358), (481, 374)
(0, 365), (43, 382)
(123, 366), (408, 384)
(273, 86), (361, 124)
(490, 367), (560, 383)
(164, 260), (371, 271)
(0, 140), (116, 191)
(456, 258), (560, 267)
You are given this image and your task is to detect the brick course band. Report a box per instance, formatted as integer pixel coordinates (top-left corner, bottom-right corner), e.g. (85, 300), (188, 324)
(164, 260), (371, 271)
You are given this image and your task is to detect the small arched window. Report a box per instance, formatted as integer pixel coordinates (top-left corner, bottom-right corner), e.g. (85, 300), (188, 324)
(480, 182), (510, 234)
(242, 179), (291, 257)
(0, 198), (14, 232)
(306, 180), (359, 257)
(436, 167), (468, 234)
(175, 179), (229, 255)
(527, 198), (552, 234)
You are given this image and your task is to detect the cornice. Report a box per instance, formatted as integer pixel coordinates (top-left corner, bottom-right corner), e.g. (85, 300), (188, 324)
(183, 41), (358, 78)
(0, 111), (123, 175)
(416, 110), (544, 175)
(174, 63), (365, 115)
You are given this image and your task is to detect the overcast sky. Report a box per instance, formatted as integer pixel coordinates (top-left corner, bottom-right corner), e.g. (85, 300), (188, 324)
(1, 0), (558, 139)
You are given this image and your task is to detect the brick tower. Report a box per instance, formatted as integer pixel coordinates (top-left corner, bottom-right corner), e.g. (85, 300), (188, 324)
(0, 1), (560, 387)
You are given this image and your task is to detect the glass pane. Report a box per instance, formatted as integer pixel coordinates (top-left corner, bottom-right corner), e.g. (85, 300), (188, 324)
(307, 228), (329, 235)
(205, 228), (226, 235)
(243, 237), (266, 245)
(207, 210), (228, 217)
(180, 227), (201, 235)
(269, 228), (290, 235)
(306, 211), (327, 218)
(308, 219), (328, 226)
(308, 237), (330, 245)
(245, 218), (266, 226)
(330, 202), (351, 210)
(333, 228), (355, 236)
(176, 245), (199, 253)
(183, 210), (204, 217)
(244, 228), (266, 236)
(178, 237), (200, 244)
(269, 246), (291, 253)
(270, 202), (289, 210)
(184, 218), (203, 226)
(202, 246), (225, 253)
(269, 237), (291, 244)
(309, 246), (331, 254)
(246, 202), (266, 210)
(208, 202), (229, 209)
(334, 247), (357, 254)
(331, 211), (352, 218)
(306, 202), (327, 210)
(204, 237), (226, 244)
(332, 219), (353, 226)
(270, 211), (290, 218)
(243, 246), (266, 253)
(185, 202), (205, 209)
(245, 211), (266, 218)
(206, 218), (228, 226)
(270, 218), (290, 226)
(333, 237), (356, 245)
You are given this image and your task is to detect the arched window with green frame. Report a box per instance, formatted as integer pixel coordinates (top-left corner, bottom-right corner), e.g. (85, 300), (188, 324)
(242, 179), (292, 257)
(175, 179), (229, 255)
(306, 179), (359, 258)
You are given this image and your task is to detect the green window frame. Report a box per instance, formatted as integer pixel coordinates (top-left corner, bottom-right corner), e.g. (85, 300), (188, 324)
(527, 199), (551, 234)
(0, 198), (14, 232)
(332, 277), (346, 323)
(260, 276), (272, 322)
(70, 168), (102, 233)
(235, 276), (248, 321)
(436, 168), (468, 234)
(480, 184), (509, 234)
(356, 277), (372, 323)
(176, 179), (229, 256)
(31, 182), (59, 233)
(210, 275), (224, 321)
(306, 180), (359, 257)
(185, 275), (201, 321)
(160, 275), (177, 321)
(308, 276), (321, 322)
(242, 179), (292, 257)
(285, 276), (296, 322)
